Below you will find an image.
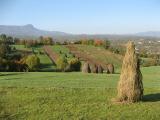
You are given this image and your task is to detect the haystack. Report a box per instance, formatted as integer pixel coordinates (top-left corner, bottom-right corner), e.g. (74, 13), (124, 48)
(97, 65), (103, 73)
(82, 62), (91, 73)
(64, 64), (71, 72)
(90, 63), (98, 73)
(116, 41), (143, 103)
(103, 66), (109, 74)
(107, 64), (114, 74)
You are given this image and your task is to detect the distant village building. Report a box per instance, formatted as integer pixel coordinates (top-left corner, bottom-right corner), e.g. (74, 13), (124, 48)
(138, 42), (142, 44)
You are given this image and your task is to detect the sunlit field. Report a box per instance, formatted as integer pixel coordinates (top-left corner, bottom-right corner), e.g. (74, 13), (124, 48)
(0, 66), (160, 119)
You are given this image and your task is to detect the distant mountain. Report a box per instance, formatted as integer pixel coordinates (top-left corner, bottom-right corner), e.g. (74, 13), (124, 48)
(135, 31), (160, 37)
(0, 24), (69, 38)
(1, 24), (160, 41)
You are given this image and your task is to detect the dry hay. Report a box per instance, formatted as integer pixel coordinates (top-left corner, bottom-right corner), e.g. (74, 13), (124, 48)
(97, 65), (103, 73)
(107, 64), (114, 74)
(82, 62), (91, 73)
(116, 41), (143, 103)
(64, 64), (71, 72)
(89, 63), (98, 73)
(102, 65), (109, 73)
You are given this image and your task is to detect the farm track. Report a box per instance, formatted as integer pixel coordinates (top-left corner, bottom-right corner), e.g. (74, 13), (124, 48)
(43, 45), (59, 65)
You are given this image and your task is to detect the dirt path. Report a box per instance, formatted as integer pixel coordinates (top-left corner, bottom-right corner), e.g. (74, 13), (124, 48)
(43, 45), (59, 65)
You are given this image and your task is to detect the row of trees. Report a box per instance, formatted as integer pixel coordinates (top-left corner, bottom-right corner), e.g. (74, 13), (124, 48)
(0, 34), (55, 46)
(74, 39), (111, 49)
(16, 36), (54, 47)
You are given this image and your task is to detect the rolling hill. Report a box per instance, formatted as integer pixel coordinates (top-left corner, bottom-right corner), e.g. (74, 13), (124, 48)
(0, 24), (69, 38)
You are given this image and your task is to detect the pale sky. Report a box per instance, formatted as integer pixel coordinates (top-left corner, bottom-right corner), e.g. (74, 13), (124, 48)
(1, 0), (160, 34)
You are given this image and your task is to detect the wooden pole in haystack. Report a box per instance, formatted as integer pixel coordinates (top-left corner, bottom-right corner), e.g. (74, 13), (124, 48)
(82, 62), (91, 73)
(107, 64), (114, 74)
(97, 65), (103, 73)
(90, 63), (98, 73)
(116, 41), (143, 103)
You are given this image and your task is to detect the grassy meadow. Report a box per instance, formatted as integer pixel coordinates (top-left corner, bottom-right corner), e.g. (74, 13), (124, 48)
(0, 66), (160, 120)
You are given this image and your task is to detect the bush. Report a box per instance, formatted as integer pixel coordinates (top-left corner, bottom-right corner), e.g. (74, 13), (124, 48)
(25, 55), (40, 71)
(103, 40), (110, 49)
(94, 39), (103, 46)
(68, 58), (81, 71)
(109, 46), (126, 55)
(141, 58), (157, 67)
(56, 57), (68, 71)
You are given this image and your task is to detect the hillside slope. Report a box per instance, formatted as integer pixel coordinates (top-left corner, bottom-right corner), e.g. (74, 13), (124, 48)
(66, 45), (123, 69)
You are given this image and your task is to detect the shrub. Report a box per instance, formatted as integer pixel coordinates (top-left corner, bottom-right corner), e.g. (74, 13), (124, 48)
(68, 58), (81, 71)
(59, 50), (62, 54)
(103, 40), (110, 49)
(25, 55), (40, 71)
(81, 40), (88, 45)
(69, 53), (75, 58)
(109, 46), (126, 55)
(88, 39), (94, 45)
(94, 39), (103, 46)
(141, 58), (157, 67)
(56, 57), (68, 71)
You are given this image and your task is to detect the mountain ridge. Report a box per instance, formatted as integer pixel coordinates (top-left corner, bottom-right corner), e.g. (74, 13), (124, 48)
(1, 24), (160, 39)
(0, 24), (69, 38)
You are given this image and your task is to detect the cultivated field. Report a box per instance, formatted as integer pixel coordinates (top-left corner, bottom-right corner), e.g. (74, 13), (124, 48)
(0, 66), (160, 119)
(67, 45), (123, 70)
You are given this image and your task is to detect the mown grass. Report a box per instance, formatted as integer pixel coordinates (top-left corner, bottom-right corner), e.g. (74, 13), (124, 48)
(37, 54), (56, 72)
(0, 66), (160, 119)
(33, 46), (56, 71)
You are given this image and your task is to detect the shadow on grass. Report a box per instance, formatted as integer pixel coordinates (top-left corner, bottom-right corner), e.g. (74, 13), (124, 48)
(0, 73), (25, 76)
(2, 78), (21, 81)
(143, 93), (160, 102)
(40, 63), (55, 68)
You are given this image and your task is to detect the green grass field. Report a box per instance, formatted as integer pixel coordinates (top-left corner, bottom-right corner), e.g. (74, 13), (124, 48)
(0, 66), (160, 120)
